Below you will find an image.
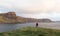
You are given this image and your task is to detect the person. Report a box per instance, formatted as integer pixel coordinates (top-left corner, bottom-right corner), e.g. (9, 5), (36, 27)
(36, 22), (38, 27)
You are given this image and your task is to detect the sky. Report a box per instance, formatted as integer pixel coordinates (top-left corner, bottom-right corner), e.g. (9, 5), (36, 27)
(0, 0), (60, 21)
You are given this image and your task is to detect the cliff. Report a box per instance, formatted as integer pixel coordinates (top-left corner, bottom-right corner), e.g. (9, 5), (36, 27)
(0, 12), (25, 24)
(0, 12), (52, 24)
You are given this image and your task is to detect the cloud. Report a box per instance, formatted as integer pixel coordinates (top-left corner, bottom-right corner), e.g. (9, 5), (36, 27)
(0, 0), (60, 21)
(0, 0), (60, 12)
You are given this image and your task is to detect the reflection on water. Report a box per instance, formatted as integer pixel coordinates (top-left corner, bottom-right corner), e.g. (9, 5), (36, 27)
(0, 24), (17, 32)
(0, 22), (60, 32)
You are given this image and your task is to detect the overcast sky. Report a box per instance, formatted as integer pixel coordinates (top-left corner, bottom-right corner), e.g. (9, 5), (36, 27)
(0, 0), (60, 21)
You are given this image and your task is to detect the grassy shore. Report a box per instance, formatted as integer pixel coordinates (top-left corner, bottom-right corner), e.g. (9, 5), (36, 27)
(0, 27), (60, 36)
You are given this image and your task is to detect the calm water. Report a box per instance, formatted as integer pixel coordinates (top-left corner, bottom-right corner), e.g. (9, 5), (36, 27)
(0, 22), (60, 32)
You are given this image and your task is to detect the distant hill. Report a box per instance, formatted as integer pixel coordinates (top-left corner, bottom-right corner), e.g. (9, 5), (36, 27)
(38, 19), (52, 22)
(0, 12), (52, 24)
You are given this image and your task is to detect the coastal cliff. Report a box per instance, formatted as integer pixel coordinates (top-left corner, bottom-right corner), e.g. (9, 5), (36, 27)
(0, 12), (52, 24)
(0, 12), (25, 24)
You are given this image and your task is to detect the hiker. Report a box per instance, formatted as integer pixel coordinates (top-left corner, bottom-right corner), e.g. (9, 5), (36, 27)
(36, 22), (38, 27)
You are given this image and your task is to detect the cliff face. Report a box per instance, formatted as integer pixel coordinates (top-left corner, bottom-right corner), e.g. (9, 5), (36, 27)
(0, 12), (16, 19)
(0, 12), (25, 24)
(0, 12), (52, 24)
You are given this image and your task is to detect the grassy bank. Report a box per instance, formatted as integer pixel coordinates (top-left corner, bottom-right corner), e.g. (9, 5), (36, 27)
(0, 27), (60, 36)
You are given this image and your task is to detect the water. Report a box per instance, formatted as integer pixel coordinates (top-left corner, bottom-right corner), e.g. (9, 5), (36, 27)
(0, 22), (60, 32)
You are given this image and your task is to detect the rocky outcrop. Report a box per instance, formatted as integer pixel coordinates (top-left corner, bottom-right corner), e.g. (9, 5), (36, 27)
(0, 12), (17, 24)
(2, 12), (16, 19)
(0, 12), (26, 24)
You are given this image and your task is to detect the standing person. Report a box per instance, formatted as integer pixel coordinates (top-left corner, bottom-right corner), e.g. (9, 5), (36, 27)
(36, 22), (38, 27)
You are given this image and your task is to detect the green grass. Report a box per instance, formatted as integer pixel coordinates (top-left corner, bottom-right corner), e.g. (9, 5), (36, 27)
(0, 27), (60, 36)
